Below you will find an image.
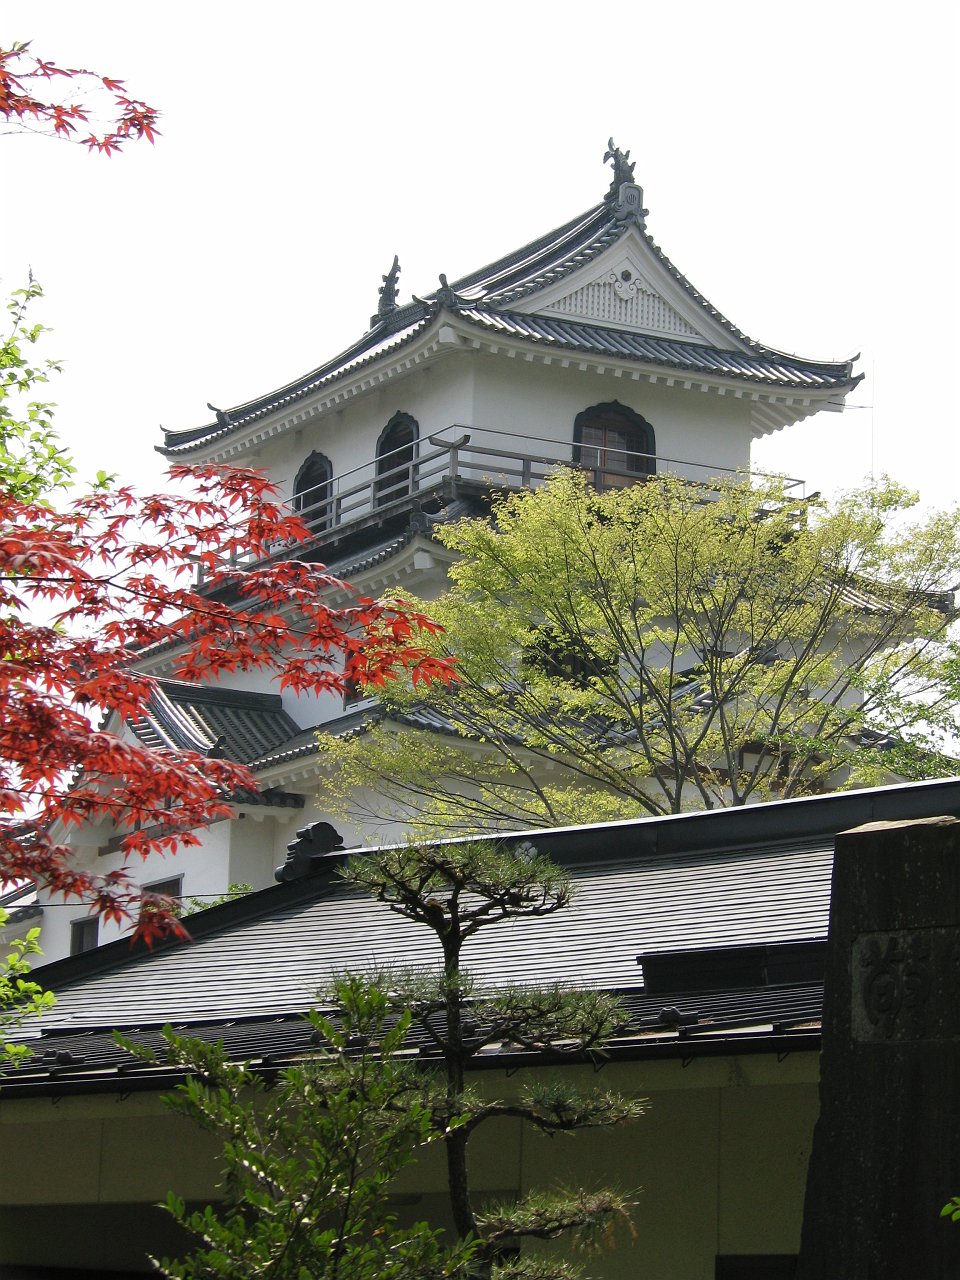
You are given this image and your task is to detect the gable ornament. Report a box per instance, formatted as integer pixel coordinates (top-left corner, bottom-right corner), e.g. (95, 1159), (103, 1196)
(603, 138), (648, 225)
(603, 266), (654, 301)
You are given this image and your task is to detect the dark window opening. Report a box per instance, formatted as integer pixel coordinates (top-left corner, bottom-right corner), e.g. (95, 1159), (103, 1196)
(573, 401), (655, 488)
(716, 1256), (797, 1279)
(140, 875), (184, 923)
(142, 875), (183, 901)
(343, 673), (369, 706)
(70, 916), (99, 955)
(293, 452), (333, 532)
(639, 941), (825, 995)
(375, 413), (418, 507)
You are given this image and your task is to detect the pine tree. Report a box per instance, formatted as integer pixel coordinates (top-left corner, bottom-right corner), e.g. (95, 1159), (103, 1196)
(346, 838), (644, 1279)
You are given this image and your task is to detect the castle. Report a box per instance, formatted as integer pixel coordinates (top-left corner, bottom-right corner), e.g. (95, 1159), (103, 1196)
(34, 144), (861, 962)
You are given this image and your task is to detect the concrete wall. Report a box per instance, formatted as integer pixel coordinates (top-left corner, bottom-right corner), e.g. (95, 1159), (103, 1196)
(0, 1050), (818, 1276)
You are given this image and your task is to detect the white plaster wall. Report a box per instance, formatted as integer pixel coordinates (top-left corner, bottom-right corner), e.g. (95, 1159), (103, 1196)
(469, 354), (754, 480)
(38, 818), (235, 963)
(241, 345), (758, 510)
(249, 354), (476, 505)
(0, 1051), (820, 1277)
(227, 810), (291, 889)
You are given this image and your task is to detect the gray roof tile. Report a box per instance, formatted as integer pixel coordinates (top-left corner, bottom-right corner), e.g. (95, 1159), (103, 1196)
(456, 309), (851, 389)
(130, 680), (303, 765)
(33, 838), (834, 1030)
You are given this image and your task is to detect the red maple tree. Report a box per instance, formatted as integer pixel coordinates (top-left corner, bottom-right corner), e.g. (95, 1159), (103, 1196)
(1, 465), (453, 942)
(2, 48), (439, 945)
(0, 39), (158, 154)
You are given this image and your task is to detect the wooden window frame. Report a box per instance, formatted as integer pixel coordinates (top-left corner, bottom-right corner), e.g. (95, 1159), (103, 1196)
(573, 401), (655, 488)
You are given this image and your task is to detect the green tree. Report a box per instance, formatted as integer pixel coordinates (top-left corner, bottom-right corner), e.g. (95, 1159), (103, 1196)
(344, 838), (642, 1279)
(0, 907), (54, 1066)
(0, 278), (73, 501)
(318, 469), (959, 834)
(153, 842), (641, 1280)
(130, 976), (477, 1280)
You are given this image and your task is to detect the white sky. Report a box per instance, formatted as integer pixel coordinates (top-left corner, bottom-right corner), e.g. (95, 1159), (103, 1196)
(2, 1), (958, 510)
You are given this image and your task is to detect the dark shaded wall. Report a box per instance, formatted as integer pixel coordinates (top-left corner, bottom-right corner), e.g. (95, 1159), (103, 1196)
(798, 816), (960, 1279)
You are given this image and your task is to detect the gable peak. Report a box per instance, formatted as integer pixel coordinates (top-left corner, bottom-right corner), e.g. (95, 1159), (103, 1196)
(602, 138), (648, 227)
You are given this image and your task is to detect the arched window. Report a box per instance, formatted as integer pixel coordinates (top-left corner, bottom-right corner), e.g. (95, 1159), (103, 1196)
(573, 402), (655, 488)
(293, 452), (333, 532)
(374, 413), (418, 508)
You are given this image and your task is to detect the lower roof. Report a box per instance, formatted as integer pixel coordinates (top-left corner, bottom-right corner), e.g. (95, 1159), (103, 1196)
(7, 776), (959, 1098)
(0, 982), (823, 1099)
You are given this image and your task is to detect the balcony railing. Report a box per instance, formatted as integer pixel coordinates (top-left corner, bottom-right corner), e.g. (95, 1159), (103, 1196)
(292, 426), (804, 538)
(200, 428), (804, 580)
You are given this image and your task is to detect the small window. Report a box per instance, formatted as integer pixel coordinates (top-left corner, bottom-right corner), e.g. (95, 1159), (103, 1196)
(70, 916), (99, 956)
(141, 876), (183, 922)
(293, 452), (333, 532)
(573, 402), (655, 488)
(142, 875), (183, 901)
(375, 413), (418, 507)
(639, 942), (826, 995)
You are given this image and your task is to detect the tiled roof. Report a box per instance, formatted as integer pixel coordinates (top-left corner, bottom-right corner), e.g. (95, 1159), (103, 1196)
(161, 316), (431, 455)
(248, 707), (378, 771)
(0, 982), (824, 1097)
(130, 680), (303, 766)
(27, 835), (834, 1030)
(6, 776), (959, 1095)
(451, 204), (625, 305)
(456, 308), (853, 390)
(160, 191), (858, 458)
(127, 677), (378, 778)
(322, 531), (415, 578)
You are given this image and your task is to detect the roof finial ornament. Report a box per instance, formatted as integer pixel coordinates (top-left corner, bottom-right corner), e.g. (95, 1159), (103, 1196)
(275, 820), (345, 882)
(436, 273), (461, 311)
(604, 138), (635, 194)
(603, 138), (647, 225)
(378, 255), (400, 317)
(206, 402), (232, 429)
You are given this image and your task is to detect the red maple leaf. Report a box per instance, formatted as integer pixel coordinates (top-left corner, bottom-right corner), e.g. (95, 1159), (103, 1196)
(1, 465), (455, 943)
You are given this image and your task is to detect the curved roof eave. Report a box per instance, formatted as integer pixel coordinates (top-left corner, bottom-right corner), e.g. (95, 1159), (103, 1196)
(158, 307), (434, 457)
(157, 204), (617, 459)
(159, 191), (861, 458)
(453, 308), (859, 392)
(163, 303), (860, 466)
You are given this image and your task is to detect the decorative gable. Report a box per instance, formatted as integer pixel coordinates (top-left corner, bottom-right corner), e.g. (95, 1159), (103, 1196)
(541, 257), (702, 339)
(507, 225), (727, 346)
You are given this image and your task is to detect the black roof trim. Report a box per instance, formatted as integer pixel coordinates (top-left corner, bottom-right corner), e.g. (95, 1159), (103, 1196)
(159, 310), (433, 455)
(0, 979), (823, 1098)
